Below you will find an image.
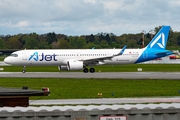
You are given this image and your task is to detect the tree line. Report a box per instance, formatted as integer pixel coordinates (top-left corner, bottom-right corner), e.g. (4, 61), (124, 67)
(0, 26), (180, 50)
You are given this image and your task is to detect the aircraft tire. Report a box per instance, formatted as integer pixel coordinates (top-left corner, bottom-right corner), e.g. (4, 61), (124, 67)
(22, 70), (26, 73)
(90, 68), (95, 73)
(83, 68), (88, 73)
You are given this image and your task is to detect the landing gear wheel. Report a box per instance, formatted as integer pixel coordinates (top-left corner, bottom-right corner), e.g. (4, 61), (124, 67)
(90, 68), (95, 73)
(22, 69), (26, 73)
(83, 68), (88, 73)
(22, 66), (26, 73)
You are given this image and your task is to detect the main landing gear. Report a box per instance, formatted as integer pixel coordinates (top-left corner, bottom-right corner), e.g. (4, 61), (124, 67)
(22, 66), (26, 73)
(83, 67), (95, 73)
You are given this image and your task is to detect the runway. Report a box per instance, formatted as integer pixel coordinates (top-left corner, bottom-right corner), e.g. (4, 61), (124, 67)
(0, 72), (180, 79)
(30, 97), (180, 105)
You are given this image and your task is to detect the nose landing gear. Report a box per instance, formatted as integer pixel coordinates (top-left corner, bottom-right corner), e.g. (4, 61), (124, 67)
(22, 66), (26, 73)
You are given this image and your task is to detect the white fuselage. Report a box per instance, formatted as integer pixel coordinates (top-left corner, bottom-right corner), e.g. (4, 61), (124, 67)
(4, 49), (144, 66)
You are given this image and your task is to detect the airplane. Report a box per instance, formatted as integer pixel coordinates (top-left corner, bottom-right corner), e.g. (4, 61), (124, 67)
(4, 26), (173, 73)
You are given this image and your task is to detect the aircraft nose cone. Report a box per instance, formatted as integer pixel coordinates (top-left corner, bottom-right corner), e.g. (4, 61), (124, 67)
(4, 57), (11, 64)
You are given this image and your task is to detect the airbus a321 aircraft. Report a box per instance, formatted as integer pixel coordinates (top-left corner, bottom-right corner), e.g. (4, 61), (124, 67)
(4, 26), (173, 73)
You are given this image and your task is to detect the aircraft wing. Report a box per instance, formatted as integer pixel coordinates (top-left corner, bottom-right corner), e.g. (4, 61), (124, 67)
(80, 45), (127, 65)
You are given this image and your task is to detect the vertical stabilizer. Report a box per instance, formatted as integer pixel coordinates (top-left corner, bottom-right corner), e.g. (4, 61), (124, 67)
(146, 26), (170, 50)
(135, 26), (172, 63)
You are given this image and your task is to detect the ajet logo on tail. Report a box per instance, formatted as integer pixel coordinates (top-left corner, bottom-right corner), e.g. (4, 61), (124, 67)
(150, 33), (165, 49)
(29, 52), (57, 61)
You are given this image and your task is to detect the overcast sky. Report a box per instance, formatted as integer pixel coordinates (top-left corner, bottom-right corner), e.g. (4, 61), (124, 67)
(0, 0), (180, 36)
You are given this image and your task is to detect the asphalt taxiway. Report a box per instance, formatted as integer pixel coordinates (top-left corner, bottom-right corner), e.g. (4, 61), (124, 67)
(0, 72), (180, 79)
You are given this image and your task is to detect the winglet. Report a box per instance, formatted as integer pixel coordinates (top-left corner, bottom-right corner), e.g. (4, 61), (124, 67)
(119, 45), (127, 55)
(114, 45), (127, 56)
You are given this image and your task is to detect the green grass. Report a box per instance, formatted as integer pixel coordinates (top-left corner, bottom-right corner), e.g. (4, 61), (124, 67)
(0, 78), (180, 100)
(0, 57), (5, 61)
(2, 64), (180, 72)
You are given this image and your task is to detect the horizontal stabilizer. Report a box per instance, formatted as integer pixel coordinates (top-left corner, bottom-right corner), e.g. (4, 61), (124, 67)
(155, 50), (172, 56)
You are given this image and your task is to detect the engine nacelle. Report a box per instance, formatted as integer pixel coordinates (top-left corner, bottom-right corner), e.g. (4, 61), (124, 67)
(58, 65), (69, 70)
(58, 60), (83, 71)
(68, 60), (83, 70)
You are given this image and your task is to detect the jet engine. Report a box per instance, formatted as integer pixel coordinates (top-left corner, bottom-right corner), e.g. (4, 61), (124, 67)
(67, 60), (83, 70)
(58, 60), (83, 71)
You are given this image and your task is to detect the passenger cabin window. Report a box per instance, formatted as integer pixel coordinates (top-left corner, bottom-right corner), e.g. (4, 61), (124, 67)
(10, 54), (18, 57)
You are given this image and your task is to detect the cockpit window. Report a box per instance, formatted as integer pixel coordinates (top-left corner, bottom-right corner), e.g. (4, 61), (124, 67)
(10, 54), (18, 57)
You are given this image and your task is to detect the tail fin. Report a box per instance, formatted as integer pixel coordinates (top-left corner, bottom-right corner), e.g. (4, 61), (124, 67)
(146, 26), (170, 50)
